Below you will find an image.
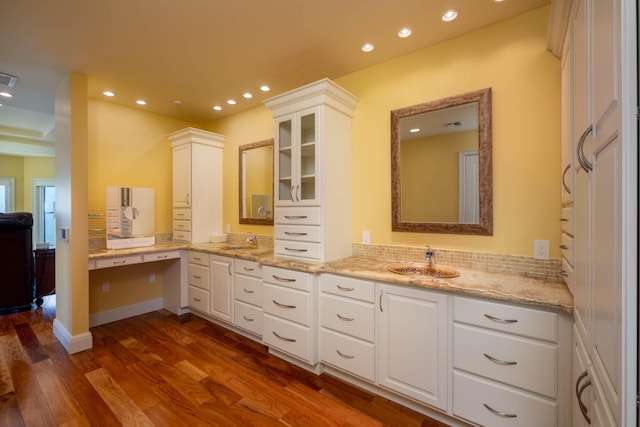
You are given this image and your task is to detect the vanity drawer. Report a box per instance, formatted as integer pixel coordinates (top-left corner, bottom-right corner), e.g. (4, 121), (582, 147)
(274, 240), (322, 261)
(453, 296), (557, 342)
(275, 207), (321, 225)
(320, 274), (375, 303)
(320, 294), (374, 342)
(188, 286), (209, 313)
(275, 224), (321, 243)
(561, 206), (573, 235)
(320, 329), (375, 382)
(560, 233), (573, 265)
(173, 208), (191, 220)
(234, 275), (263, 307)
(188, 264), (209, 290)
(188, 251), (209, 266)
(142, 251), (181, 263)
(234, 259), (261, 278)
(234, 301), (263, 336)
(263, 283), (310, 326)
(453, 371), (557, 427)
(173, 219), (191, 232)
(173, 230), (191, 242)
(561, 258), (574, 291)
(95, 255), (143, 269)
(263, 266), (312, 292)
(263, 314), (313, 362)
(453, 323), (557, 398)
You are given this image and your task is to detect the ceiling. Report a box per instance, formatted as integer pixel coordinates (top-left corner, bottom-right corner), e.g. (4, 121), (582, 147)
(0, 0), (549, 157)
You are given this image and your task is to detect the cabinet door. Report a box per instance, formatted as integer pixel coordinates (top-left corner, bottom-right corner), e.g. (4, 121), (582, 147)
(376, 284), (448, 411)
(210, 255), (233, 323)
(275, 114), (294, 204)
(297, 108), (318, 204)
(172, 144), (191, 208)
(561, 30), (574, 203)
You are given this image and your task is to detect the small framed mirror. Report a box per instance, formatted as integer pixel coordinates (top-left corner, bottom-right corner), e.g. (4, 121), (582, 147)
(239, 139), (274, 225)
(391, 88), (492, 235)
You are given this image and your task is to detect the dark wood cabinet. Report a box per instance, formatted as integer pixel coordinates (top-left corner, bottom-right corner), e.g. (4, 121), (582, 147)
(34, 248), (55, 306)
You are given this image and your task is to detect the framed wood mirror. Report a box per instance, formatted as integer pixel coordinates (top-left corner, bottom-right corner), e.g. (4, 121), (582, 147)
(239, 139), (274, 225)
(391, 87), (492, 235)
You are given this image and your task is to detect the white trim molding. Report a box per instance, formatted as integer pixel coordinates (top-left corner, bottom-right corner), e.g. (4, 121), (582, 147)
(53, 319), (93, 354)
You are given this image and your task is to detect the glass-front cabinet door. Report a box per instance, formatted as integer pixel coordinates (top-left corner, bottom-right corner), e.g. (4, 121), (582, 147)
(275, 107), (319, 206)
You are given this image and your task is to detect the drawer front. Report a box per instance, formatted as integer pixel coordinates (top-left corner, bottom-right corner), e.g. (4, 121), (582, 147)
(95, 255), (143, 269)
(142, 251), (181, 263)
(263, 314), (313, 362)
(560, 206), (573, 235)
(234, 275), (263, 307)
(453, 324), (557, 398)
(173, 219), (191, 232)
(275, 207), (321, 225)
(274, 239), (322, 261)
(188, 251), (209, 266)
(560, 233), (574, 265)
(234, 259), (261, 278)
(561, 258), (574, 291)
(320, 274), (375, 303)
(188, 286), (209, 313)
(234, 301), (263, 336)
(275, 224), (322, 243)
(173, 230), (192, 242)
(453, 371), (557, 427)
(320, 294), (374, 342)
(188, 264), (209, 290)
(173, 208), (191, 220)
(320, 329), (375, 382)
(263, 284), (310, 326)
(262, 266), (312, 292)
(453, 296), (558, 342)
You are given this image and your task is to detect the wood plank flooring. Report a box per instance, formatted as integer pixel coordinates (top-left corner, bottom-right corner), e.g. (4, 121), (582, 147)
(0, 297), (450, 426)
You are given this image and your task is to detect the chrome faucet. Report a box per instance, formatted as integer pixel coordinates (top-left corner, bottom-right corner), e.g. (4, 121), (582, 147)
(425, 245), (435, 267)
(246, 232), (257, 247)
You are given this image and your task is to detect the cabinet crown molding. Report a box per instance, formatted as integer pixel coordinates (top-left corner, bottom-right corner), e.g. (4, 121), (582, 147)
(168, 127), (226, 148)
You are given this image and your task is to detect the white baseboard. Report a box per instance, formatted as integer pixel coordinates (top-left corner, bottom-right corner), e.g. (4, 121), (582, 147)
(89, 298), (164, 328)
(53, 318), (93, 354)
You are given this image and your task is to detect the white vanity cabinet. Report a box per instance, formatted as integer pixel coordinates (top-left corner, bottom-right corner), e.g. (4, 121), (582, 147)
(187, 251), (210, 314)
(210, 255), (233, 324)
(319, 274), (376, 382)
(451, 296), (572, 427)
(233, 259), (263, 336)
(262, 265), (318, 365)
(168, 128), (225, 243)
(264, 79), (358, 263)
(376, 283), (448, 411)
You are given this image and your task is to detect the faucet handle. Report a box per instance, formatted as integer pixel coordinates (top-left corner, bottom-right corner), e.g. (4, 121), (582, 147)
(425, 245), (435, 266)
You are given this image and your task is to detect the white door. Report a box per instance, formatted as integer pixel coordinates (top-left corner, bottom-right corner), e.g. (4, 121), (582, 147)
(210, 255), (233, 323)
(172, 144), (191, 208)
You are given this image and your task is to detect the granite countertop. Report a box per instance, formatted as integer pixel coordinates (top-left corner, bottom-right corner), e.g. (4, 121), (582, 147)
(89, 244), (573, 314)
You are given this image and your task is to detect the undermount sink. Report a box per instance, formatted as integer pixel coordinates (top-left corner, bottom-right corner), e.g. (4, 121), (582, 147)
(387, 263), (460, 278)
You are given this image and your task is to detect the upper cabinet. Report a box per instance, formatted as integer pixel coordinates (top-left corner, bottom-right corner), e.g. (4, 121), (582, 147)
(168, 128), (225, 244)
(264, 79), (358, 263)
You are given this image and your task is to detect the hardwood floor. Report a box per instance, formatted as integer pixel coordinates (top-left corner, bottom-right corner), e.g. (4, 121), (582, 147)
(0, 297), (450, 426)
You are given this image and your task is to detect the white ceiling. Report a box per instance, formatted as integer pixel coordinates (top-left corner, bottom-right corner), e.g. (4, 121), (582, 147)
(0, 0), (549, 156)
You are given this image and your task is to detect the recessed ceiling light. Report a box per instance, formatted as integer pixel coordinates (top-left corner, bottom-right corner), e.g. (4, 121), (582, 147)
(213, 105), (222, 111)
(136, 99), (146, 105)
(227, 99), (236, 105)
(409, 128), (420, 133)
(243, 93), (253, 99)
(442, 9), (458, 22)
(361, 42), (374, 53)
(173, 100), (182, 105)
(260, 85), (270, 92)
(398, 27), (412, 38)
(0, 91), (13, 98)
(102, 91), (115, 97)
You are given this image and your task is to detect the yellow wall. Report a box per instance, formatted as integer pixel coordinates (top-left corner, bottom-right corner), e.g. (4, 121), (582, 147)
(23, 156), (56, 212)
(0, 155), (24, 210)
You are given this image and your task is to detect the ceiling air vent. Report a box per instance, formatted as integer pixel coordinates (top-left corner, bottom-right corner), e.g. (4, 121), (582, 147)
(0, 72), (18, 88)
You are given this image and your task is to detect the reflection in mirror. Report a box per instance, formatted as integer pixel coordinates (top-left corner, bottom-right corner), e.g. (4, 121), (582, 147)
(106, 186), (155, 249)
(239, 139), (274, 225)
(391, 88), (492, 235)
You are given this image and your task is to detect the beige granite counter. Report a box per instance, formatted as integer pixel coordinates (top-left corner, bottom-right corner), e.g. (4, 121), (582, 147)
(88, 242), (190, 259)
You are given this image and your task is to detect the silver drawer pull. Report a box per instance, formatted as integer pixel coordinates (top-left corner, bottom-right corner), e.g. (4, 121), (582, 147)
(113, 260), (127, 265)
(284, 231), (308, 236)
(272, 331), (296, 342)
(484, 314), (518, 324)
(157, 255), (168, 259)
(193, 297), (202, 302)
(284, 215), (308, 219)
(483, 403), (517, 418)
(272, 274), (296, 282)
(336, 350), (355, 359)
(193, 275), (202, 280)
(336, 314), (354, 322)
(243, 267), (255, 271)
(243, 288), (254, 294)
(273, 300), (296, 309)
(559, 217), (569, 222)
(193, 257), (201, 262)
(484, 353), (517, 366)
(559, 245), (569, 250)
(337, 285), (354, 292)
(560, 270), (569, 277)
(284, 247), (308, 253)
(243, 315), (254, 322)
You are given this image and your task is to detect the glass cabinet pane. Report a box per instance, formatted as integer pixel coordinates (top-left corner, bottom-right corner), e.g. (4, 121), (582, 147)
(278, 120), (293, 201)
(299, 112), (316, 201)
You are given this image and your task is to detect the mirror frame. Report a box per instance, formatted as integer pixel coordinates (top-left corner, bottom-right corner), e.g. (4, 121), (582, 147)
(391, 87), (493, 235)
(239, 138), (274, 225)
